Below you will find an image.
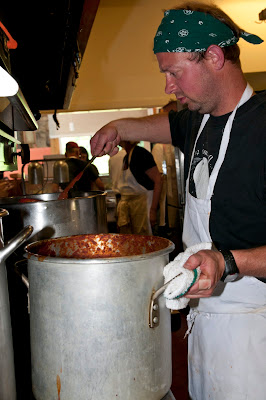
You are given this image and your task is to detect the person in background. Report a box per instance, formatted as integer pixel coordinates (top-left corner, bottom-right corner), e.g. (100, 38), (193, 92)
(79, 145), (105, 191)
(79, 146), (89, 162)
(108, 146), (127, 233)
(114, 141), (162, 235)
(53, 141), (104, 195)
(151, 142), (167, 234)
(108, 145), (126, 195)
(152, 100), (179, 236)
(90, 2), (266, 399)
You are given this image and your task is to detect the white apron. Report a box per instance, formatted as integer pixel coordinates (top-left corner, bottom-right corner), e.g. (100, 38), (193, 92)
(117, 148), (153, 234)
(182, 84), (266, 400)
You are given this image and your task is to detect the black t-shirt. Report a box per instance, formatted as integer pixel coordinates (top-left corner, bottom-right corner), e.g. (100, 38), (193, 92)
(169, 91), (266, 250)
(126, 145), (156, 190)
(189, 112), (231, 197)
(60, 158), (99, 193)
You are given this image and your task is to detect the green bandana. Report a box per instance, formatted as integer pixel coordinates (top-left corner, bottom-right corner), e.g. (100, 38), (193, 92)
(153, 9), (263, 54)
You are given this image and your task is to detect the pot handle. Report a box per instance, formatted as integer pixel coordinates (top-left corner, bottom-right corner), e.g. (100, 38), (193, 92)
(149, 273), (182, 329)
(14, 259), (30, 313)
(14, 259), (29, 288)
(0, 225), (33, 263)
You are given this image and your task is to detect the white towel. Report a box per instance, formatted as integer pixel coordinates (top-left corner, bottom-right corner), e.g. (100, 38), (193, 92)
(163, 242), (212, 310)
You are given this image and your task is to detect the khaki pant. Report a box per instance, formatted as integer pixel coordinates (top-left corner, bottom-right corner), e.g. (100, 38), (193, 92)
(117, 193), (151, 235)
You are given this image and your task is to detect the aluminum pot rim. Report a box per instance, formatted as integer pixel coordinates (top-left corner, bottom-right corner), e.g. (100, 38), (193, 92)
(0, 191), (107, 206)
(24, 234), (175, 265)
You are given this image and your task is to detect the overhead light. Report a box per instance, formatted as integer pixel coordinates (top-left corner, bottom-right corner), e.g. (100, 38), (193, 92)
(0, 65), (19, 97)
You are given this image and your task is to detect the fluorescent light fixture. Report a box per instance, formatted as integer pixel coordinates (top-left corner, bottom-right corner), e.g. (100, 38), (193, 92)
(58, 108), (149, 115)
(0, 65), (19, 97)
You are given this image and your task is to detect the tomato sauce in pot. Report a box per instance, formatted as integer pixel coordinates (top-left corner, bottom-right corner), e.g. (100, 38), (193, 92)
(26, 233), (173, 259)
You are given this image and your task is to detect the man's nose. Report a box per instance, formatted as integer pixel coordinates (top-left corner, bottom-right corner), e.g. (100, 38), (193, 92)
(165, 76), (177, 95)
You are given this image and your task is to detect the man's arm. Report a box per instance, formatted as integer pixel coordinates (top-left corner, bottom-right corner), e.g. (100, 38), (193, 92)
(232, 246), (266, 277)
(94, 177), (105, 191)
(145, 165), (163, 226)
(183, 245), (266, 298)
(90, 114), (172, 157)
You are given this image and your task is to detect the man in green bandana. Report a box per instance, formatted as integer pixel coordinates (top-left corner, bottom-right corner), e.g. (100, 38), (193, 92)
(91, 2), (266, 399)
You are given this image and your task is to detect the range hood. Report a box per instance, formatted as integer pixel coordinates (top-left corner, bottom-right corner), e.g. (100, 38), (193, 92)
(0, 27), (38, 172)
(0, 0), (100, 116)
(0, 27), (38, 132)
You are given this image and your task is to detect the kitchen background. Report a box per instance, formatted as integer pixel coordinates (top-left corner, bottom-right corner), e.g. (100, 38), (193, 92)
(2, 0), (266, 177)
(0, 0), (264, 243)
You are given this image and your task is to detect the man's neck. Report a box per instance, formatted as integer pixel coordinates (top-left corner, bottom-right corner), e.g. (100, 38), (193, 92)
(210, 68), (248, 116)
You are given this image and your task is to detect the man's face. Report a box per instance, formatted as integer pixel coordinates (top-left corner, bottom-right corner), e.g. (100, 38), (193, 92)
(156, 52), (219, 115)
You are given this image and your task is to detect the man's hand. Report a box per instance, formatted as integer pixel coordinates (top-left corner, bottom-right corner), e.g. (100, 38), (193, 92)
(183, 249), (225, 298)
(90, 125), (121, 157)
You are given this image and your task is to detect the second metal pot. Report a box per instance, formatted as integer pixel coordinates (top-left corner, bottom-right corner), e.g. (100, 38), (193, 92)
(0, 191), (108, 247)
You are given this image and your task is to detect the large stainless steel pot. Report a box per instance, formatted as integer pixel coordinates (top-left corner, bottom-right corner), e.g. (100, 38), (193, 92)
(0, 208), (33, 400)
(0, 191), (107, 247)
(25, 234), (175, 400)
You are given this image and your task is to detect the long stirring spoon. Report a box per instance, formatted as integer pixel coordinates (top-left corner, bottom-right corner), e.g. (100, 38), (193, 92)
(58, 155), (97, 200)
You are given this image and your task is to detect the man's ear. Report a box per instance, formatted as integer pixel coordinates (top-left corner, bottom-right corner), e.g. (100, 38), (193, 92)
(205, 45), (225, 70)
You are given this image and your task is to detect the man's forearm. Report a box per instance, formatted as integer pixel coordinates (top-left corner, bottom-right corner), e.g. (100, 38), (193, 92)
(232, 245), (266, 277)
(91, 113), (173, 157)
(109, 114), (172, 144)
(94, 177), (105, 191)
